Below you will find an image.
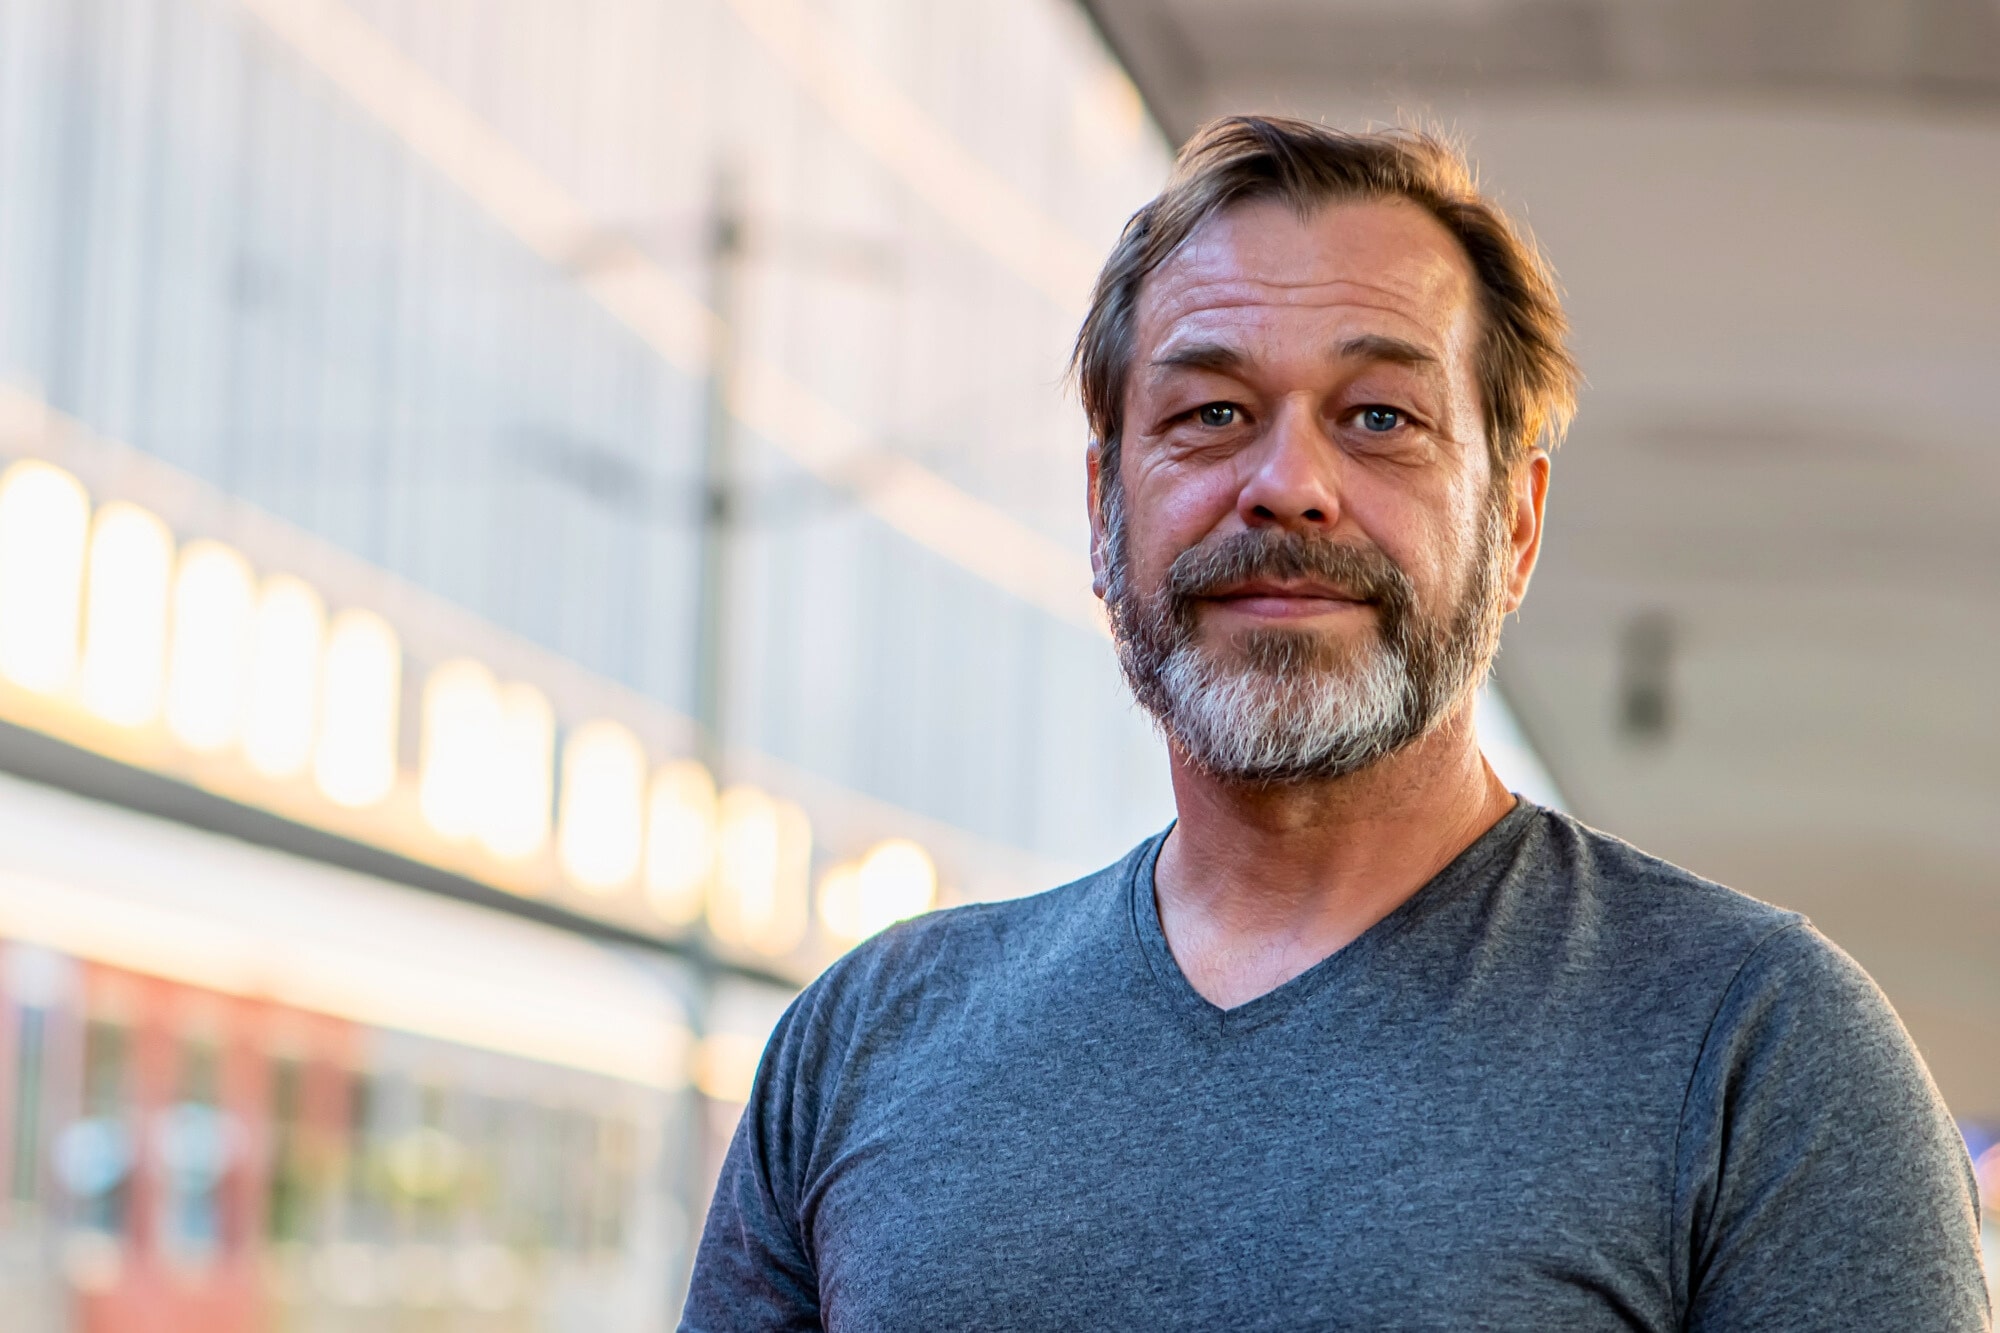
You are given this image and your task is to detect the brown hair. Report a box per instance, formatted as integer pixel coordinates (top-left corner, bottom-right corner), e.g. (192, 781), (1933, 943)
(1074, 116), (1579, 498)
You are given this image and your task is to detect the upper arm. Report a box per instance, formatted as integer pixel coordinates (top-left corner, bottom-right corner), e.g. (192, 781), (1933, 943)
(1675, 923), (1987, 1331)
(680, 1002), (825, 1333)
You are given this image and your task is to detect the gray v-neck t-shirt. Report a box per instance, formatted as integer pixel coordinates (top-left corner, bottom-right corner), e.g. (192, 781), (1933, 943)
(682, 803), (1985, 1331)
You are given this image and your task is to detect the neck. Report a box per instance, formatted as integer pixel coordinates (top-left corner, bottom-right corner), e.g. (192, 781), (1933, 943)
(1153, 696), (1516, 1010)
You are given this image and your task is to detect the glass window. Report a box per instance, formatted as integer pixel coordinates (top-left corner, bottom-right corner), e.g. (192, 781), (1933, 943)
(159, 1039), (227, 1266)
(562, 1109), (595, 1255)
(497, 1099), (545, 1254)
(266, 1056), (304, 1243)
(527, 1103), (564, 1254)
(595, 1116), (637, 1256)
(407, 1081), (459, 1243)
(460, 1092), (503, 1239)
(343, 1070), (385, 1242)
(8, 1006), (47, 1204)
(57, 1019), (133, 1236)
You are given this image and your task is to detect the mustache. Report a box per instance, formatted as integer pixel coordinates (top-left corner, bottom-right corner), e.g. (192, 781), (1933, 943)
(1164, 530), (1415, 613)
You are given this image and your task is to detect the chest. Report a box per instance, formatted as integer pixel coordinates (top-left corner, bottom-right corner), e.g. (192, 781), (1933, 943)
(800, 1014), (1683, 1332)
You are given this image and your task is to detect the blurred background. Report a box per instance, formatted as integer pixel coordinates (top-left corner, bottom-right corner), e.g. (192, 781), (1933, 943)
(0, 0), (1992, 1327)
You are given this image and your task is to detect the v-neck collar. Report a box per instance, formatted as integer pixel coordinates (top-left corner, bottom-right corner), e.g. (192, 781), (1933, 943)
(1125, 801), (1540, 1037)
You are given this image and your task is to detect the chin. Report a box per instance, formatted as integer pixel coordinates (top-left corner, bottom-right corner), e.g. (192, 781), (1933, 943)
(1203, 623), (1370, 678)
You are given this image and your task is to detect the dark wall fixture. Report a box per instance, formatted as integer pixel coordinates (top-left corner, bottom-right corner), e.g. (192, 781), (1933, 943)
(1618, 610), (1675, 744)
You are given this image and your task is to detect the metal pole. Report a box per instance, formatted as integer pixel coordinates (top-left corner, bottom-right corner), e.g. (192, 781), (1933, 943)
(683, 170), (745, 1266)
(693, 171), (742, 782)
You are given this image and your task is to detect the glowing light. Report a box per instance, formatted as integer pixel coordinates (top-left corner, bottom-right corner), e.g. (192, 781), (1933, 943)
(164, 541), (256, 751)
(556, 720), (646, 893)
(709, 786), (810, 957)
(418, 659), (501, 841)
(313, 610), (401, 808)
(819, 838), (937, 946)
(242, 576), (324, 778)
(708, 786), (775, 947)
(478, 682), (553, 861)
(417, 664), (552, 860)
(0, 460), (90, 693)
(815, 862), (863, 944)
(78, 503), (173, 726)
(644, 760), (716, 927)
(857, 838), (937, 934)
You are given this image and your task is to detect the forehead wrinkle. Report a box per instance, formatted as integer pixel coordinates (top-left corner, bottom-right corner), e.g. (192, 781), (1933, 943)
(1142, 211), (1475, 342)
(1165, 195), (1471, 282)
(1155, 291), (1437, 329)
(1146, 293), (1454, 369)
(1170, 268), (1422, 296)
(1147, 274), (1436, 326)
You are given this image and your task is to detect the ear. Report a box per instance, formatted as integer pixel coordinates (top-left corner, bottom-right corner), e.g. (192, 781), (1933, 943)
(1502, 450), (1550, 613)
(1086, 441), (1110, 601)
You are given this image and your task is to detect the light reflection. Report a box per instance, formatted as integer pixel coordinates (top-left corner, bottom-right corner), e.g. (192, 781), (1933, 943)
(479, 682), (553, 861)
(0, 460), (90, 694)
(418, 660), (502, 842)
(79, 502), (173, 726)
(556, 720), (646, 893)
(815, 862), (863, 944)
(645, 760), (717, 928)
(164, 541), (256, 752)
(242, 576), (325, 779)
(818, 838), (936, 946)
(709, 787), (810, 957)
(313, 610), (401, 808)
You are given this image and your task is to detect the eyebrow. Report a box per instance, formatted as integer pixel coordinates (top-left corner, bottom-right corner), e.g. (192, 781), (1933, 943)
(1148, 334), (1442, 377)
(1333, 333), (1441, 368)
(1148, 342), (1245, 375)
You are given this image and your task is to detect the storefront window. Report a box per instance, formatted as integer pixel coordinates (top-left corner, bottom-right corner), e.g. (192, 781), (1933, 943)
(56, 1019), (132, 1237)
(158, 1040), (229, 1266)
(8, 1006), (46, 1205)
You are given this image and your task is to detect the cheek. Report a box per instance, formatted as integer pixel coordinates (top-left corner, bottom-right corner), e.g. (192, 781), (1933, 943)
(1437, 490), (1504, 595)
(1122, 457), (1241, 580)
(1348, 481), (1477, 598)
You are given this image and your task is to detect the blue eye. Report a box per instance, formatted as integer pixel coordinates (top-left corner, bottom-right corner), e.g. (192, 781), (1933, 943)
(1359, 407), (1402, 433)
(1197, 403), (1236, 427)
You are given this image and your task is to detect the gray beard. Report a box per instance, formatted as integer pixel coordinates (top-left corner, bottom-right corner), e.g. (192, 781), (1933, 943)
(1101, 481), (1508, 785)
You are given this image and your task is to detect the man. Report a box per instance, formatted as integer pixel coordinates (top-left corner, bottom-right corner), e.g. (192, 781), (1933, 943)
(682, 117), (1985, 1330)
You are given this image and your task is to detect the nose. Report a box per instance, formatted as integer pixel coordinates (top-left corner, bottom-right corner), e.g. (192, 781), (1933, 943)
(1236, 399), (1342, 533)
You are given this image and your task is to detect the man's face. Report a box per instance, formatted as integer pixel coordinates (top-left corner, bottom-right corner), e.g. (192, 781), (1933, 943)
(1092, 196), (1545, 783)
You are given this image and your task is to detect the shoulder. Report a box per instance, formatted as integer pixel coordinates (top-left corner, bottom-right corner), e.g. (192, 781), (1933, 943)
(1696, 912), (1923, 1095)
(1507, 805), (1806, 973)
(1496, 806), (1942, 1122)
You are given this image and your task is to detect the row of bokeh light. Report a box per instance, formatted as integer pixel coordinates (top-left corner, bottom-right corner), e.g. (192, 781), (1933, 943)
(0, 458), (938, 958)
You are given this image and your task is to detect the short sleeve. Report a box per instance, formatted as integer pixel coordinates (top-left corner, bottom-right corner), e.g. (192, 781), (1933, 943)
(1674, 922), (1988, 1331)
(680, 997), (825, 1333)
